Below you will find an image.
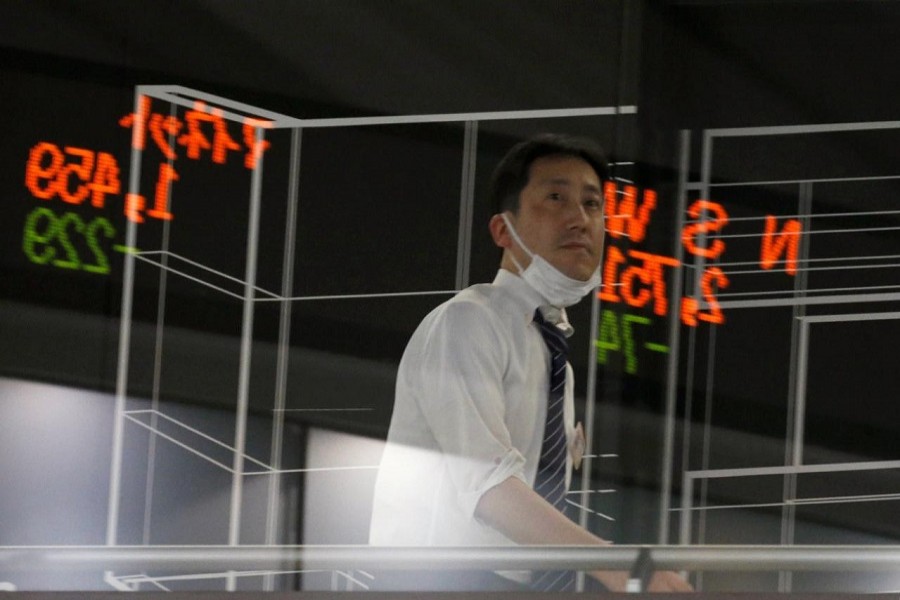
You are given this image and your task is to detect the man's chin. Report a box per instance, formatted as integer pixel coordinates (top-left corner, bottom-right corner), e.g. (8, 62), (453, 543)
(562, 269), (595, 282)
(544, 253), (600, 281)
(559, 262), (599, 282)
(553, 254), (600, 281)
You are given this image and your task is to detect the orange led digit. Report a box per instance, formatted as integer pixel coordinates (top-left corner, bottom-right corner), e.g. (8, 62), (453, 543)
(698, 266), (728, 324)
(25, 142), (64, 199)
(680, 297), (699, 327)
(242, 117), (272, 170)
(148, 113), (182, 160)
(124, 193), (146, 224)
(89, 152), (121, 208)
(119, 95), (151, 151)
(629, 250), (680, 317)
(629, 188), (656, 243)
(603, 182), (657, 242)
(682, 199), (728, 259)
(679, 267), (728, 327)
(177, 102), (213, 160)
(209, 107), (241, 164)
(760, 215), (802, 275)
(57, 147), (95, 204)
(619, 263), (652, 308)
(599, 244), (626, 302)
(146, 163), (177, 221)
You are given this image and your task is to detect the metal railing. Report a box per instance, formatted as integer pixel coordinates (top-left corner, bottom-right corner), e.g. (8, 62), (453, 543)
(3, 544), (900, 572)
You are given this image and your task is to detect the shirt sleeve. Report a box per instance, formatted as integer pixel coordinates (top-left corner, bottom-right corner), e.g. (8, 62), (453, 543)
(401, 299), (527, 520)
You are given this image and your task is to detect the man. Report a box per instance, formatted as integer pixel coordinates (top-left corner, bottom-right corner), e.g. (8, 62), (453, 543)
(370, 134), (690, 592)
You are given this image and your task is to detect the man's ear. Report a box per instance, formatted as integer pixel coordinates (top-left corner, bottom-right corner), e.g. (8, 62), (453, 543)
(489, 213), (511, 249)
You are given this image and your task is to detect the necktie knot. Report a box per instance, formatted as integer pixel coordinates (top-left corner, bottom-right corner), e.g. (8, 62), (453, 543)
(533, 309), (569, 358)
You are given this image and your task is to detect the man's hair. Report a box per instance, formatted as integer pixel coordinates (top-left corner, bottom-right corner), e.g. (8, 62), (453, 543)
(489, 133), (608, 215)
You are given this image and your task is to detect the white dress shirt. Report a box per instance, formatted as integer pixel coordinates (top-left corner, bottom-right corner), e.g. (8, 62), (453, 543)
(369, 269), (577, 548)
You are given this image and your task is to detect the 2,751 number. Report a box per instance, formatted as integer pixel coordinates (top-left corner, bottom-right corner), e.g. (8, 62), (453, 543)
(22, 207), (116, 275)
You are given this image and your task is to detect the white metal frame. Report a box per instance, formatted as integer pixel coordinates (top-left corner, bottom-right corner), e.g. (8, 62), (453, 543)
(662, 121), (900, 592)
(105, 84), (637, 591)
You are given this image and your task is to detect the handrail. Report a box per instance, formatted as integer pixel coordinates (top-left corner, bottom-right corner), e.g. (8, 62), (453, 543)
(2, 544), (900, 573)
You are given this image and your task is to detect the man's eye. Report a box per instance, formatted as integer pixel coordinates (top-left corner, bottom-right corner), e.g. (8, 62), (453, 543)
(584, 198), (602, 210)
(548, 192), (562, 201)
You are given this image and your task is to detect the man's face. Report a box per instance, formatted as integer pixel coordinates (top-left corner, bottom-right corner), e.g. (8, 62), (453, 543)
(500, 155), (605, 281)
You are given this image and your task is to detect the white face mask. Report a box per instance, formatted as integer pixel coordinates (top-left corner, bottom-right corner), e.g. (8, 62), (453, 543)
(501, 213), (601, 307)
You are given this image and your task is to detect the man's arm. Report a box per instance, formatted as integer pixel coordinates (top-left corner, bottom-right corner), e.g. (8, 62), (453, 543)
(475, 477), (692, 592)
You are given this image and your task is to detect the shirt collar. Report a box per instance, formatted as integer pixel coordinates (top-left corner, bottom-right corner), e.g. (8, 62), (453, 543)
(492, 269), (575, 338)
(540, 305), (574, 338)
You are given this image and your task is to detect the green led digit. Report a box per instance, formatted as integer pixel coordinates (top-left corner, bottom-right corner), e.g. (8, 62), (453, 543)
(84, 217), (114, 274)
(622, 314), (651, 375)
(22, 207), (58, 265)
(51, 212), (82, 270)
(594, 309), (621, 366)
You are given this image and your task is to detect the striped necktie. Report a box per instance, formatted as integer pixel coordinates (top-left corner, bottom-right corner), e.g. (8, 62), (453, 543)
(531, 309), (576, 592)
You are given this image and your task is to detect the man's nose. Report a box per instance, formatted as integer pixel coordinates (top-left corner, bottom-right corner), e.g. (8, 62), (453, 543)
(564, 199), (590, 228)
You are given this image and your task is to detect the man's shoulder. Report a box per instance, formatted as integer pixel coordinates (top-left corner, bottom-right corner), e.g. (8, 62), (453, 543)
(408, 282), (513, 345)
(453, 281), (502, 306)
(431, 281), (506, 321)
(401, 282), (517, 377)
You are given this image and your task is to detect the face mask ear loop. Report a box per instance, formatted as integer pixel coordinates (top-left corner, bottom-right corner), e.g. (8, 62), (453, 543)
(501, 213), (534, 276)
(508, 251), (526, 275)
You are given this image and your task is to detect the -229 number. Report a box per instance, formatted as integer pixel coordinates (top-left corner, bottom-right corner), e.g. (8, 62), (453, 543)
(22, 207), (115, 274)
